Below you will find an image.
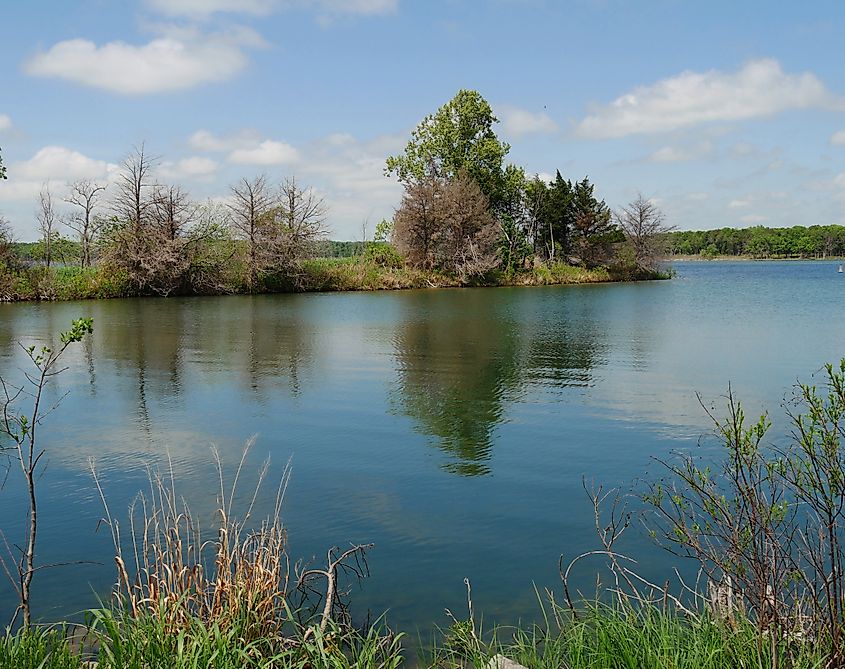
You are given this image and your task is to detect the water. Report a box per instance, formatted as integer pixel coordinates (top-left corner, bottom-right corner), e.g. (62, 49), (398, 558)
(0, 260), (843, 630)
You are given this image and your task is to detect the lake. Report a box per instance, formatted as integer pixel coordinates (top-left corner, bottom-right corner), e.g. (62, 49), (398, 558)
(0, 260), (843, 631)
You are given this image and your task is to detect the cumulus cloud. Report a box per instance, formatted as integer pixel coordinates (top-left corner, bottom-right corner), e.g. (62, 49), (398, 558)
(188, 130), (299, 165)
(830, 130), (845, 146)
(0, 115), (11, 132)
(159, 156), (219, 180)
(229, 140), (300, 165)
(0, 146), (117, 204)
(500, 107), (558, 138)
(15, 146), (115, 181)
(576, 59), (843, 138)
(24, 26), (261, 95)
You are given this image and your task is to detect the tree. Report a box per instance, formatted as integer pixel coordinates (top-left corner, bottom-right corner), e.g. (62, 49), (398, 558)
(36, 184), (56, 269)
(103, 145), (158, 291)
(393, 176), (442, 270)
(0, 318), (94, 627)
(0, 147), (6, 180)
(544, 171), (576, 260)
(523, 175), (549, 257)
(229, 175), (275, 290)
(113, 144), (156, 233)
(393, 172), (498, 277)
(615, 193), (675, 270)
(151, 184), (195, 242)
(64, 179), (106, 268)
(276, 176), (328, 278)
(570, 177), (615, 268)
(436, 172), (498, 277)
(386, 89), (511, 210)
(103, 146), (210, 296)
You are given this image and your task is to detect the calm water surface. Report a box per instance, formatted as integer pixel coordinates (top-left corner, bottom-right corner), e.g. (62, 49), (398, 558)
(0, 260), (843, 630)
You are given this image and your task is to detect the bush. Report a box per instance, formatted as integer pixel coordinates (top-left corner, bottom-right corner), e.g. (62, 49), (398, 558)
(365, 242), (404, 269)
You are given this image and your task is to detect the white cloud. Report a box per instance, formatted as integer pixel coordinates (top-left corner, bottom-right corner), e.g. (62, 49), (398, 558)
(145, 0), (396, 17)
(500, 107), (558, 138)
(576, 59), (842, 138)
(296, 132), (403, 237)
(159, 156), (219, 180)
(830, 130), (845, 145)
(24, 27), (260, 95)
(729, 199), (751, 209)
(15, 146), (115, 182)
(0, 115), (11, 132)
(146, 0), (277, 17)
(189, 130), (299, 165)
(228, 140), (300, 165)
(188, 129), (262, 152)
(740, 214), (768, 224)
(0, 146), (117, 204)
(649, 141), (713, 163)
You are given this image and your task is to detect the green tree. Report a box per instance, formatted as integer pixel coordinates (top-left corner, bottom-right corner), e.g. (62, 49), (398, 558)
(570, 177), (615, 267)
(0, 147), (6, 180)
(385, 89), (511, 209)
(546, 171), (576, 259)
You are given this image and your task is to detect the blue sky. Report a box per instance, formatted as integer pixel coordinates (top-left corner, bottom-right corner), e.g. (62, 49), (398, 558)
(2, 0), (845, 240)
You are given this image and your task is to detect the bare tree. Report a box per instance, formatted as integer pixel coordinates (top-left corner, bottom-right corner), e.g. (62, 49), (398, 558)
(113, 144), (156, 233)
(64, 179), (106, 268)
(615, 193), (675, 270)
(229, 175), (275, 290)
(277, 176), (328, 276)
(103, 145), (159, 292)
(151, 184), (196, 241)
(36, 184), (56, 269)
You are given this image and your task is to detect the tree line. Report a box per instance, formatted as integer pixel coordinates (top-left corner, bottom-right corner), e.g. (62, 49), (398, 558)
(666, 224), (845, 258)
(0, 144), (330, 297)
(0, 90), (673, 301)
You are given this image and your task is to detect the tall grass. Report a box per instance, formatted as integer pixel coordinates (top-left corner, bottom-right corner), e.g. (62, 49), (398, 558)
(81, 443), (401, 668)
(424, 602), (828, 669)
(0, 626), (82, 669)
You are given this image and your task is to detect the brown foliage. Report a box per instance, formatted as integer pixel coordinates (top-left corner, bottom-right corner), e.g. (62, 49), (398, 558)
(393, 173), (498, 277)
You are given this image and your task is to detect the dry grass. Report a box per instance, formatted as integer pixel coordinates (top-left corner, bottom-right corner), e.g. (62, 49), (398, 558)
(91, 439), (291, 646)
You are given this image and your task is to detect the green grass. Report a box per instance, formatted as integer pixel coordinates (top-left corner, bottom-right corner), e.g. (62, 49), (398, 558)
(0, 601), (832, 668)
(425, 604), (828, 669)
(0, 626), (82, 669)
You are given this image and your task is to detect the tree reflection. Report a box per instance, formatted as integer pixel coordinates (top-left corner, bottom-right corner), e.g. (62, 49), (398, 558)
(392, 292), (524, 476)
(392, 288), (610, 476)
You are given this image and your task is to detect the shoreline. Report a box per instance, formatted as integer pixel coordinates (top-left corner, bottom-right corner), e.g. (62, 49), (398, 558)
(0, 258), (668, 304)
(665, 254), (845, 262)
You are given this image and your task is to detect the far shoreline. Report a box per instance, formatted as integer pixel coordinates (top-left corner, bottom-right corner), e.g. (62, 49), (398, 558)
(665, 254), (845, 262)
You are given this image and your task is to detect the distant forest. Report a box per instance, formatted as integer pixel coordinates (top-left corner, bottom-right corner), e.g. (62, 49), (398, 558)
(666, 225), (845, 258)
